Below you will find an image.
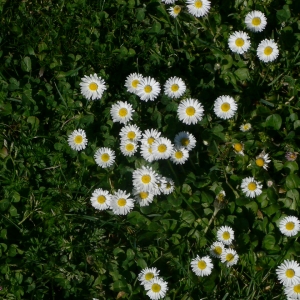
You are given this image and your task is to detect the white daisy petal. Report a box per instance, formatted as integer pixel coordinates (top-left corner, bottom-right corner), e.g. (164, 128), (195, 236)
(110, 101), (135, 124)
(94, 147), (115, 168)
(152, 137), (174, 160)
(136, 77), (161, 102)
(245, 10), (267, 32)
(67, 129), (88, 151)
(216, 226), (234, 245)
(279, 216), (300, 237)
(138, 267), (160, 286)
(174, 131), (196, 151)
(125, 73), (143, 94)
(228, 31), (251, 54)
(257, 39), (279, 63)
(214, 95), (237, 120)
(144, 277), (168, 300)
(79, 73), (106, 100)
(110, 190), (134, 215)
(177, 98), (204, 125)
(276, 260), (300, 286)
(164, 77), (186, 99)
(209, 241), (225, 258)
(161, 0), (176, 4)
(90, 188), (111, 210)
(168, 5), (182, 18)
(190, 255), (213, 277)
(140, 144), (156, 163)
(186, 0), (211, 17)
(221, 249), (239, 267)
(255, 151), (271, 170)
(241, 177), (263, 198)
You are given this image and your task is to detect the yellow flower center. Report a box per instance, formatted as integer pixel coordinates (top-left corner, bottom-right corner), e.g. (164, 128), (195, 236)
(144, 85), (152, 93)
(148, 147), (152, 153)
(141, 175), (151, 184)
(186, 106), (195, 116)
(148, 137), (155, 145)
(118, 108), (128, 117)
(158, 144), (167, 153)
(139, 192), (149, 199)
(89, 82), (98, 91)
(194, 0), (202, 8)
(101, 153), (110, 162)
(131, 79), (139, 88)
(286, 222), (295, 230)
(235, 38), (245, 47)
(197, 260), (206, 270)
(248, 182), (257, 191)
(97, 195), (106, 204)
(214, 246), (223, 255)
(173, 5), (181, 14)
(221, 102), (230, 112)
(117, 198), (126, 207)
(127, 131), (136, 139)
(181, 138), (190, 146)
(226, 253), (234, 262)
(145, 272), (154, 281)
(222, 231), (230, 240)
(252, 17), (261, 26)
(171, 84), (179, 92)
(175, 151), (183, 159)
(286, 269), (295, 278)
(151, 283), (161, 293)
(74, 135), (83, 144)
(264, 46), (273, 56)
(125, 143), (134, 152)
(234, 143), (243, 152)
(166, 183), (172, 189)
(243, 124), (250, 130)
(255, 158), (265, 167)
(294, 284), (300, 293)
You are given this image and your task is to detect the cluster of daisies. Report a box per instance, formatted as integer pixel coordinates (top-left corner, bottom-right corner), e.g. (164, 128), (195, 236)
(276, 259), (300, 299)
(228, 10), (279, 63)
(138, 268), (168, 300)
(191, 225), (239, 277)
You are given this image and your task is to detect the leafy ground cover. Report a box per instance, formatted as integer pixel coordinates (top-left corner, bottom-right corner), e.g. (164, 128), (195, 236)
(1, 0), (300, 299)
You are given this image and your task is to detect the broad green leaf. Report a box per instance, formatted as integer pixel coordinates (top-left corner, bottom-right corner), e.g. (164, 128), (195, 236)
(27, 116), (39, 130)
(286, 174), (300, 189)
(182, 211), (195, 225)
(262, 234), (276, 250)
(21, 56), (31, 72)
(0, 199), (10, 211)
(265, 114), (282, 130)
(234, 68), (249, 81)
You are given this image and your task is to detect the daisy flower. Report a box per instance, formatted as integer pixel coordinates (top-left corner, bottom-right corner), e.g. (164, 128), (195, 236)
(168, 5), (181, 18)
(255, 151), (271, 170)
(152, 137), (174, 160)
(240, 123), (252, 132)
(141, 129), (161, 146)
(233, 142), (244, 156)
(174, 131), (196, 151)
(67, 129), (88, 151)
(124, 73), (143, 94)
(161, 0), (176, 4)
(209, 241), (225, 258)
(285, 283), (300, 299)
(245, 11), (267, 33)
(136, 77), (161, 102)
(276, 260), (300, 286)
(241, 177), (263, 198)
(140, 144), (155, 163)
(177, 98), (204, 125)
(132, 166), (159, 193)
(110, 190), (134, 215)
(133, 189), (155, 206)
(279, 216), (300, 237)
(138, 267), (160, 286)
(161, 177), (175, 195)
(119, 124), (141, 142)
(164, 76), (186, 99)
(214, 95), (237, 120)
(90, 188), (111, 211)
(217, 226), (234, 245)
(191, 255), (213, 277)
(286, 152), (298, 161)
(257, 39), (279, 63)
(186, 0), (211, 18)
(221, 249), (239, 267)
(120, 140), (138, 157)
(110, 101), (134, 124)
(228, 31), (251, 55)
(144, 277), (168, 300)
(216, 190), (226, 202)
(80, 73), (106, 100)
(170, 147), (189, 165)
(94, 147), (115, 168)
